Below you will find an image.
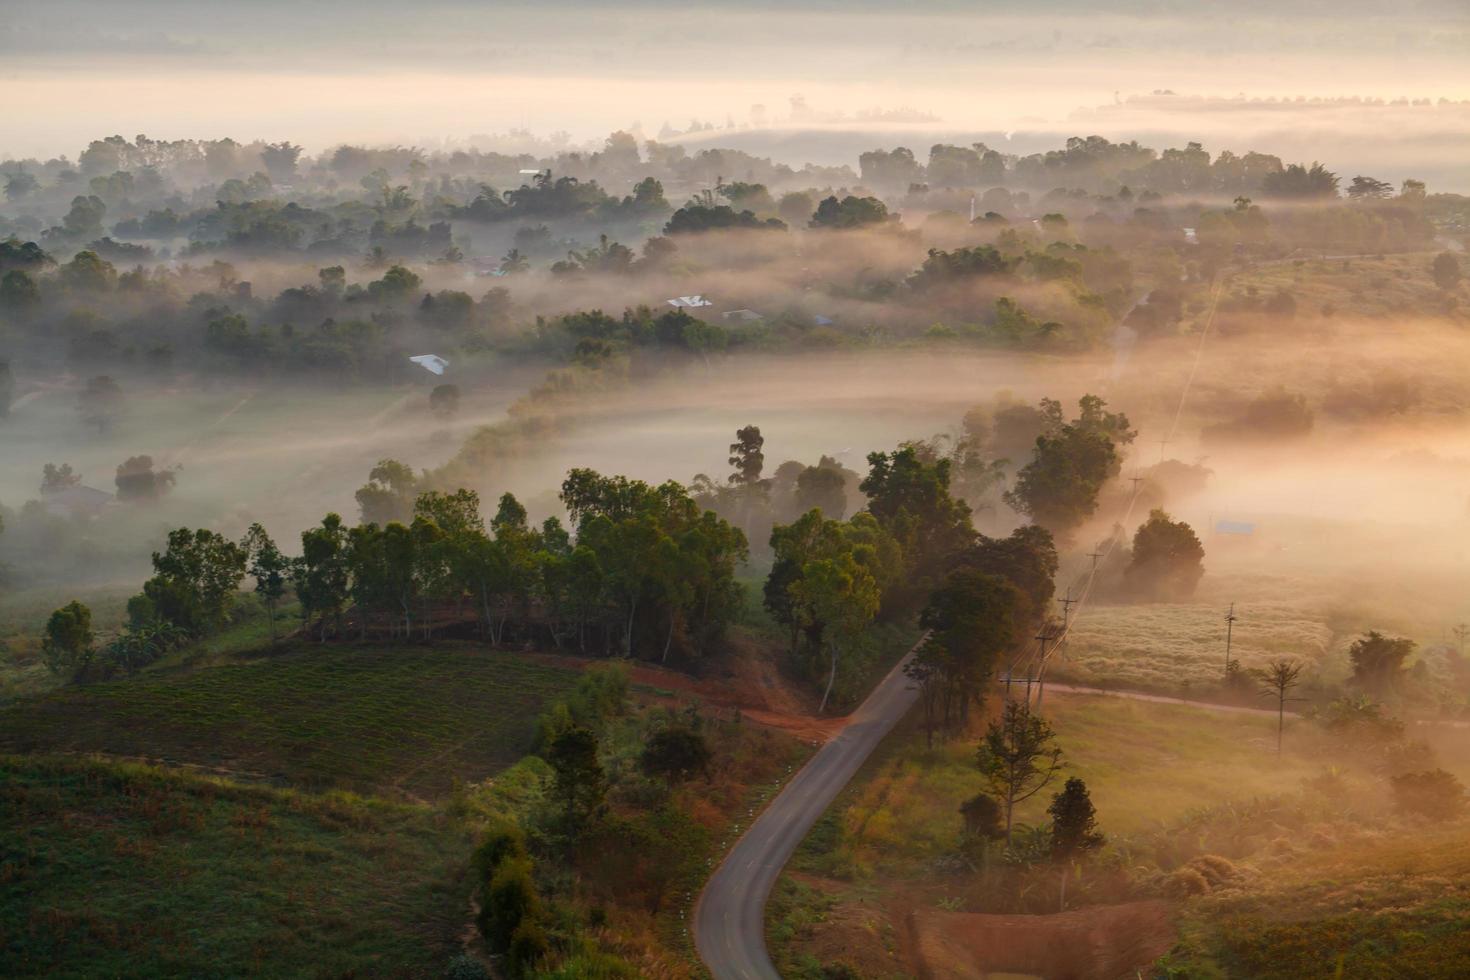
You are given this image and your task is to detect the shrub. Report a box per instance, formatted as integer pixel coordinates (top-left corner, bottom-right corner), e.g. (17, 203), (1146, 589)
(507, 919), (550, 978)
(1190, 854), (1237, 887)
(1391, 769), (1466, 821)
(471, 818), (527, 880)
(444, 953), (491, 980)
(479, 857), (539, 952)
(1164, 867), (1211, 898)
(638, 726), (712, 785)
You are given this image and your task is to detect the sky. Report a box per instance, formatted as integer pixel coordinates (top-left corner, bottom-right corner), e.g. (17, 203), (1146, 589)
(3, 0), (1468, 169)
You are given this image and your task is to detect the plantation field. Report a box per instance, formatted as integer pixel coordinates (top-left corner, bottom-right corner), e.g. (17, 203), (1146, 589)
(0, 754), (471, 979)
(1055, 598), (1338, 693)
(1164, 824), (1470, 978)
(0, 644), (581, 799)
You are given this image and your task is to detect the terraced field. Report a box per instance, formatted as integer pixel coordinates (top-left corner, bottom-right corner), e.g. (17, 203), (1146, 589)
(0, 644), (580, 799)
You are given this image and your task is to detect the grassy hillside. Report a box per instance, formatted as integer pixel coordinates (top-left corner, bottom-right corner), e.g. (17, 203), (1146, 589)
(0, 644), (580, 799)
(1163, 826), (1470, 979)
(1, 754), (472, 979)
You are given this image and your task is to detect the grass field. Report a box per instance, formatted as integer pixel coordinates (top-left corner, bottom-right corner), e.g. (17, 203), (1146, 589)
(790, 692), (1328, 882)
(1055, 598), (1339, 693)
(1163, 824), (1470, 979)
(1, 754), (472, 979)
(0, 643), (580, 799)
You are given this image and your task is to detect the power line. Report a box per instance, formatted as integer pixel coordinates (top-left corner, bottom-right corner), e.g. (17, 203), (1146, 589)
(1035, 275), (1228, 667)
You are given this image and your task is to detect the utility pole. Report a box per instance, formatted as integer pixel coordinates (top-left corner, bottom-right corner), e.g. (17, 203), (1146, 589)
(1224, 603), (1238, 679)
(1157, 436), (1170, 464)
(1129, 474), (1144, 497)
(1031, 621), (1058, 709)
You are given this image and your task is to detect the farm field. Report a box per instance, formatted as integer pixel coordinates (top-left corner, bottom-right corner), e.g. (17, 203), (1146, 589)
(0, 754), (471, 979)
(0, 644), (581, 799)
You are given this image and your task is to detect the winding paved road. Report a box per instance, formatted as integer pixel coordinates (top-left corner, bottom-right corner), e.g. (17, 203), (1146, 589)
(694, 637), (927, 980)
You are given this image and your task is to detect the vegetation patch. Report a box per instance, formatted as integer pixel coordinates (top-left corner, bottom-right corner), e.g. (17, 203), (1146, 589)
(0, 644), (580, 798)
(0, 754), (472, 978)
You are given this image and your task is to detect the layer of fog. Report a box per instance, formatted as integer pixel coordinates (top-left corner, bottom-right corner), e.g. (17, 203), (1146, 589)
(4, 1), (1466, 173)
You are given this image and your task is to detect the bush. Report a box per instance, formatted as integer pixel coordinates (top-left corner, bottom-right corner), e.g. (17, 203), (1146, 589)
(1189, 854), (1238, 887)
(471, 818), (527, 880)
(1391, 769), (1466, 820)
(507, 919), (550, 978)
(444, 953), (491, 980)
(479, 857), (539, 952)
(1164, 867), (1211, 898)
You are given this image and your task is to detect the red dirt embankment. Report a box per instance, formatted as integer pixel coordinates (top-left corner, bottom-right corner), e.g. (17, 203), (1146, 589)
(910, 900), (1175, 980)
(530, 633), (848, 742)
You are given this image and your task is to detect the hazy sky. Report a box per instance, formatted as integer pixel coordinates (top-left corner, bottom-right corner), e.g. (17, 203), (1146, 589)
(3, 0), (1468, 160)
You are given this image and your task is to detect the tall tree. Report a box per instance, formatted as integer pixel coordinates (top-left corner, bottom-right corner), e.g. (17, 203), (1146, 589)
(976, 700), (1064, 844)
(547, 725), (606, 842)
(241, 523), (290, 643)
(910, 569), (1023, 744)
(141, 528), (248, 634)
(790, 551), (880, 712)
(1124, 509), (1205, 601)
(295, 513), (351, 640)
(1348, 631), (1414, 698)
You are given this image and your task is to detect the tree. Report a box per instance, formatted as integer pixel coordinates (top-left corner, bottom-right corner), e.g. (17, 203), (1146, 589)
(1255, 659), (1304, 754)
(242, 523), (290, 643)
(547, 725), (606, 841)
(1432, 251), (1462, 291)
(860, 445), (976, 587)
(639, 726), (712, 786)
(355, 458), (418, 525)
(1124, 509), (1205, 601)
(976, 700), (1064, 844)
(791, 552), (881, 713)
(40, 463), (82, 494)
(141, 528), (248, 634)
(794, 464), (847, 520)
(41, 600), (94, 678)
(1261, 162), (1339, 199)
(959, 793), (1004, 840)
(79, 375), (123, 433)
(0, 270), (40, 313)
(1346, 175), (1394, 200)
(1004, 422), (1118, 538)
(1349, 631), (1414, 698)
(295, 513), (351, 640)
(429, 383), (461, 419)
(810, 195), (891, 229)
(114, 455), (175, 500)
(910, 569), (1022, 744)
(1048, 777), (1104, 909)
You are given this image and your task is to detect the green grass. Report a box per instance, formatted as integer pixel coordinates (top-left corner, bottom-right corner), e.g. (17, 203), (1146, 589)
(0, 754), (472, 979)
(0, 643), (581, 799)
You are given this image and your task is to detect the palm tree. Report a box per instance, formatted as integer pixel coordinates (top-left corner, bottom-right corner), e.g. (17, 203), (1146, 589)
(499, 249), (529, 275)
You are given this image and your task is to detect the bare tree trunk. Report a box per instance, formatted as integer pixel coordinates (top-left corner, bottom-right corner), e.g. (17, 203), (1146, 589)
(818, 642), (838, 714)
(662, 615), (675, 664)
